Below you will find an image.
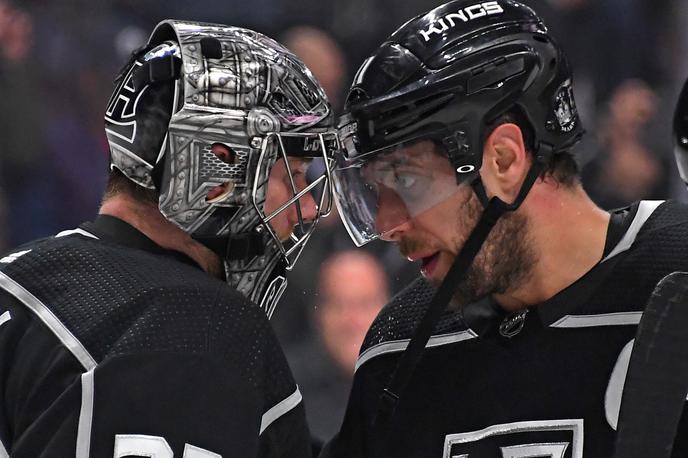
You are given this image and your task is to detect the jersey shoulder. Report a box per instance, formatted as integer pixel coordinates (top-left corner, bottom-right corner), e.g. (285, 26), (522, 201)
(0, 232), (274, 363)
(610, 200), (688, 277)
(360, 276), (466, 353)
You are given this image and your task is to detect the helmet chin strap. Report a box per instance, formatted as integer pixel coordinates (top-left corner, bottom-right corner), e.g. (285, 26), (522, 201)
(370, 145), (549, 458)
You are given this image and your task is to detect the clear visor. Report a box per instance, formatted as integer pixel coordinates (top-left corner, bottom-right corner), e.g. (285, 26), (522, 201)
(253, 131), (338, 268)
(334, 137), (465, 247)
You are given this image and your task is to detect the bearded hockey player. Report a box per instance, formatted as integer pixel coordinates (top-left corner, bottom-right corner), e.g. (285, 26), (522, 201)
(0, 20), (338, 457)
(324, 1), (688, 457)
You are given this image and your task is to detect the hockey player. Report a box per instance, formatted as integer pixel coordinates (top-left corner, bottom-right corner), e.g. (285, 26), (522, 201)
(0, 20), (338, 457)
(325, 1), (688, 457)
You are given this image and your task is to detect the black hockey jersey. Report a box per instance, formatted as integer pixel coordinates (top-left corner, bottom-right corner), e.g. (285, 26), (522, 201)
(323, 200), (688, 458)
(0, 215), (311, 458)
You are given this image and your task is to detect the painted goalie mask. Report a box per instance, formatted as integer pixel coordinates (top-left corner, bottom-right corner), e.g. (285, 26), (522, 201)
(104, 20), (338, 317)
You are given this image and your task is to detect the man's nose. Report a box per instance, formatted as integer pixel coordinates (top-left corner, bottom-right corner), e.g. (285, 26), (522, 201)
(288, 191), (318, 227)
(375, 186), (411, 242)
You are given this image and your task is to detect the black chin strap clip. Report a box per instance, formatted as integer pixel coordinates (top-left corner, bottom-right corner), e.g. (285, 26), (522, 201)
(133, 54), (182, 91)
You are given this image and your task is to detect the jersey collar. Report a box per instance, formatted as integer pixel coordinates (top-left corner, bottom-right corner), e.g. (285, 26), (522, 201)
(79, 214), (202, 270)
(464, 200), (661, 335)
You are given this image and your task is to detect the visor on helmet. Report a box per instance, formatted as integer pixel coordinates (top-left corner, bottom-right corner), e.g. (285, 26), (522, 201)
(334, 135), (465, 247)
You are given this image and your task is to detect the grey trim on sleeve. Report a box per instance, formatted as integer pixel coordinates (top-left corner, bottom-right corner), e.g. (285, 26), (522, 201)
(76, 370), (96, 458)
(602, 200), (664, 263)
(0, 438), (8, 458)
(355, 329), (478, 373)
(0, 272), (97, 370)
(55, 228), (99, 239)
(550, 312), (643, 329)
(0, 311), (10, 328)
(259, 387), (303, 435)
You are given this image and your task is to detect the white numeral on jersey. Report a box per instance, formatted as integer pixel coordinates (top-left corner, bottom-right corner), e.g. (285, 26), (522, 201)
(501, 442), (569, 458)
(452, 443), (568, 458)
(114, 435), (220, 458)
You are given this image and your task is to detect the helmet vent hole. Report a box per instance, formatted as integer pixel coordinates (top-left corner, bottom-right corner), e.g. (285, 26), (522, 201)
(549, 58), (556, 69)
(200, 37), (223, 59)
(532, 34), (548, 43)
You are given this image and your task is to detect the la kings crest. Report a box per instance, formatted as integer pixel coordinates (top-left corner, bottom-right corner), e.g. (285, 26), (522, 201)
(443, 419), (583, 457)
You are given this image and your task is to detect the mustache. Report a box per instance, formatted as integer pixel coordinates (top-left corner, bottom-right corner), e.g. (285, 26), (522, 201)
(399, 237), (431, 259)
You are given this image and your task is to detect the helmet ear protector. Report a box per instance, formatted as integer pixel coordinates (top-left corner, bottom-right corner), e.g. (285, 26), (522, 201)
(105, 20), (339, 317)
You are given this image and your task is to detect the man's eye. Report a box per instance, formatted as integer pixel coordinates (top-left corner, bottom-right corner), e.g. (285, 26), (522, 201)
(397, 174), (417, 190)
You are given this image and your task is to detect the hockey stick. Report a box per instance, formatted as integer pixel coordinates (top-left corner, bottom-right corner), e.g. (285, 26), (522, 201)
(613, 271), (688, 458)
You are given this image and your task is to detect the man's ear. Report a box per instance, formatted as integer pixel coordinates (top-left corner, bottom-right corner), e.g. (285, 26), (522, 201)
(480, 123), (529, 202)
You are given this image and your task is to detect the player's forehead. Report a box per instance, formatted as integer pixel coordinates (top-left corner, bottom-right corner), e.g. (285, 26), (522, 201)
(365, 139), (449, 170)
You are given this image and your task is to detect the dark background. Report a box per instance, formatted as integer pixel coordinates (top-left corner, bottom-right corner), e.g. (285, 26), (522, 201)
(2, 0), (687, 443)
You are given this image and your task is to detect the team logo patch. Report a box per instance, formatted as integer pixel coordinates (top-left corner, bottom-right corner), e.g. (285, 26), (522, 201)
(105, 61), (144, 145)
(443, 419), (583, 458)
(554, 81), (578, 133)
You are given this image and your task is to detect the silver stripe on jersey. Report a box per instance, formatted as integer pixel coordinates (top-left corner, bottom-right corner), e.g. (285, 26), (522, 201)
(0, 311), (10, 327)
(605, 338), (688, 431)
(355, 329), (478, 373)
(605, 339), (633, 431)
(550, 311), (642, 329)
(259, 386), (302, 435)
(0, 250), (32, 264)
(76, 369), (95, 457)
(0, 272), (97, 370)
(55, 228), (100, 239)
(601, 200), (664, 263)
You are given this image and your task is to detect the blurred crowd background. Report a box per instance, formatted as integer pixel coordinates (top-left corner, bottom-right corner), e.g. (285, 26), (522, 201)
(2, 0), (688, 443)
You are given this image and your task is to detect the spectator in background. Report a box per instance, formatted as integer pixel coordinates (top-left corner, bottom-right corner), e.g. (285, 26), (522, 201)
(288, 250), (388, 443)
(272, 25), (351, 344)
(316, 251), (388, 372)
(583, 79), (671, 208)
(283, 26), (347, 108)
(0, 0), (39, 250)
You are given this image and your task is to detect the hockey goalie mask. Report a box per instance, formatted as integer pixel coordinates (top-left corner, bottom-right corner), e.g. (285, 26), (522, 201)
(105, 20), (338, 317)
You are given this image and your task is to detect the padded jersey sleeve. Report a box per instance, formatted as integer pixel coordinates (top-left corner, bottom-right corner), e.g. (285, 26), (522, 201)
(85, 352), (263, 457)
(0, 299), (310, 458)
(0, 233), (312, 458)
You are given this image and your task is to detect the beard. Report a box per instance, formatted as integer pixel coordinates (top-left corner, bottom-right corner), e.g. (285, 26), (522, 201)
(449, 191), (535, 308)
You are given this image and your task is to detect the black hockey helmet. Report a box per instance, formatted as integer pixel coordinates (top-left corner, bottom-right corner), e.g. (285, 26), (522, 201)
(674, 77), (688, 186)
(335, 0), (584, 246)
